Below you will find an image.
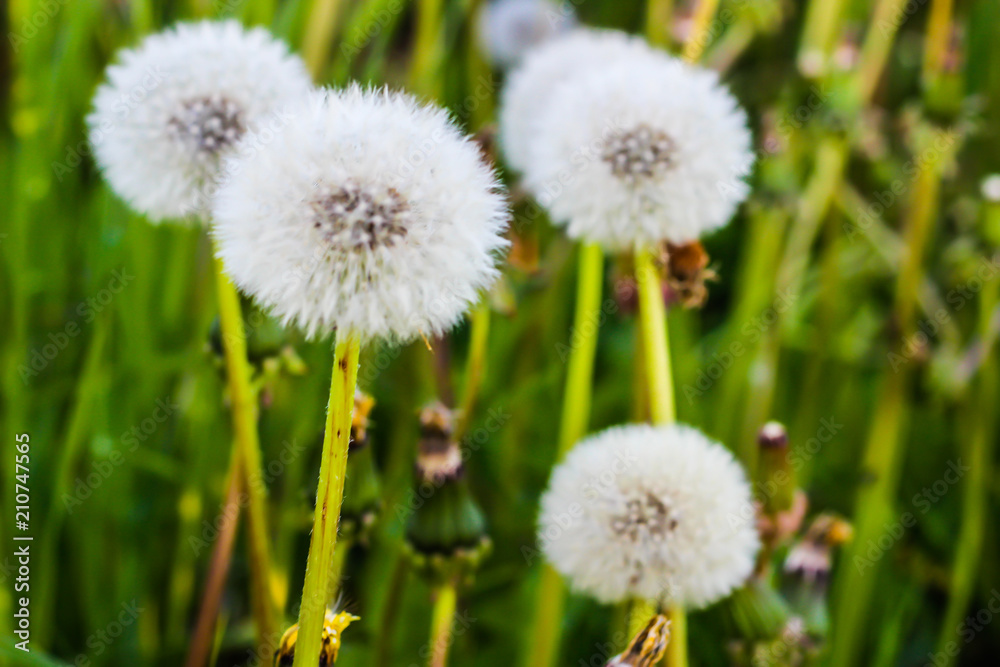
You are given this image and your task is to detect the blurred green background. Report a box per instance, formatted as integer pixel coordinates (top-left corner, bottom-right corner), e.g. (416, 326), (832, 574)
(2, 0), (1000, 665)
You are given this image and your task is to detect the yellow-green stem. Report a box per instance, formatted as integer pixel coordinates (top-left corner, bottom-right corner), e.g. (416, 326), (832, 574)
(635, 247), (675, 426)
(456, 300), (491, 441)
(645, 0), (674, 47)
(302, 0), (345, 79)
(856, 0), (910, 104)
(632, 247), (685, 666)
(292, 332), (361, 667)
(829, 128), (948, 667)
(797, 0), (847, 75)
(411, 0), (444, 98)
(429, 581), (458, 667)
(681, 0), (720, 63)
(212, 254), (277, 648)
(525, 243), (604, 667)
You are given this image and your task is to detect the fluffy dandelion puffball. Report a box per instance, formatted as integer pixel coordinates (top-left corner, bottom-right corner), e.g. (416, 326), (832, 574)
(477, 0), (576, 70)
(538, 423), (759, 608)
(88, 20), (312, 222)
(212, 86), (510, 342)
(526, 55), (754, 249)
(498, 28), (658, 174)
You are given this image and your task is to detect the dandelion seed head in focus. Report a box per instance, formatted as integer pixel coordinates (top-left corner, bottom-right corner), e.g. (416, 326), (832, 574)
(212, 85), (510, 343)
(525, 54), (754, 249)
(88, 20), (312, 222)
(538, 423), (759, 608)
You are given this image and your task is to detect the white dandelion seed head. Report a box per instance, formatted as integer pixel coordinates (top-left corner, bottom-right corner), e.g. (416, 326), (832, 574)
(526, 55), (754, 249)
(212, 85), (510, 343)
(538, 423), (759, 608)
(477, 0), (576, 70)
(498, 28), (658, 174)
(88, 20), (312, 222)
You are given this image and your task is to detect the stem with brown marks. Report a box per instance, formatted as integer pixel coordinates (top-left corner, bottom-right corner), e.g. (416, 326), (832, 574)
(291, 331), (361, 667)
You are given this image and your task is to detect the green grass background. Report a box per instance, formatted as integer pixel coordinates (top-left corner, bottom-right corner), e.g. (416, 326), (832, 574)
(1, 0), (1000, 665)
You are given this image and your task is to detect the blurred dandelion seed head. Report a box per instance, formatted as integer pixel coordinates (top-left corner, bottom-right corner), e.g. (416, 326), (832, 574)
(477, 0), (576, 69)
(88, 20), (311, 222)
(538, 423), (759, 608)
(212, 85), (510, 342)
(527, 54), (754, 248)
(499, 28), (659, 174)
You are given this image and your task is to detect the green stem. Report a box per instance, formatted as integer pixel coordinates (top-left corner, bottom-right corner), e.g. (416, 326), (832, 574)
(856, 0), (911, 104)
(631, 247), (684, 667)
(636, 247), (675, 426)
(645, 0), (674, 48)
(455, 301), (490, 442)
(302, 0), (346, 79)
(797, 0), (847, 75)
(213, 254), (277, 648)
(681, 0), (720, 63)
(525, 243), (604, 667)
(829, 127), (949, 667)
(292, 331), (361, 667)
(410, 0), (444, 98)
(429, 580), (458, 667)
(935, 271), (999, 662)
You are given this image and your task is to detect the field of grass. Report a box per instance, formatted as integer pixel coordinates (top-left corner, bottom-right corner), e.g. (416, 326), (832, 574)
(2, 0), (1000, 666)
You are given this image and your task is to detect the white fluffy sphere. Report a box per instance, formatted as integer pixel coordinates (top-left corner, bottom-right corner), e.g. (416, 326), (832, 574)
(526, 54), (754, 248)
(88, 20), (312, 222)
(498, 28), (658, 174)
(212, 86), (510, 343)
(538, 423), (759, 608)
(477, 0), (576, 69)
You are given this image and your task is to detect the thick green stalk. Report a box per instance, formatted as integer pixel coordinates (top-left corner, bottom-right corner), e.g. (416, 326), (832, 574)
(829, 128), (949, 667)
(525, 242), (604, 667)
(856, 0), (911, 103)
(631, 247), (685, 667)
(213, 254), (278, 648)
(797, 0), (847, 75)
(292, 332), (361, 667)
(429, 581), (459, 667)
(636, 248), (675, 426)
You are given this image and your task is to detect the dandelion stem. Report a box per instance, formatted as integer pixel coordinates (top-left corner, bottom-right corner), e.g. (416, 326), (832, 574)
(636, 247), (675, 426)
(456, 300), (491, 441)
(411, 0), (444, 98)
(645, 0), (674, 48)
(212, 253), (278, 649)
(829, 127), (952, 667)
(429, 580), (459, 667)
(292, 331), (361, 667)
(681, 0), (720, 63)
(303, 0), (346, 79)
(525, 242), (604, 667)
(183, 447), (243, 667)
(631, 247), (685, 667)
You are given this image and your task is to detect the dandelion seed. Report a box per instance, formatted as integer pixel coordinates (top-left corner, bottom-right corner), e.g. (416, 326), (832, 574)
(538, 423), (759, 608)
(212, 85), (510, 342)
(88, 20), (312, 221)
